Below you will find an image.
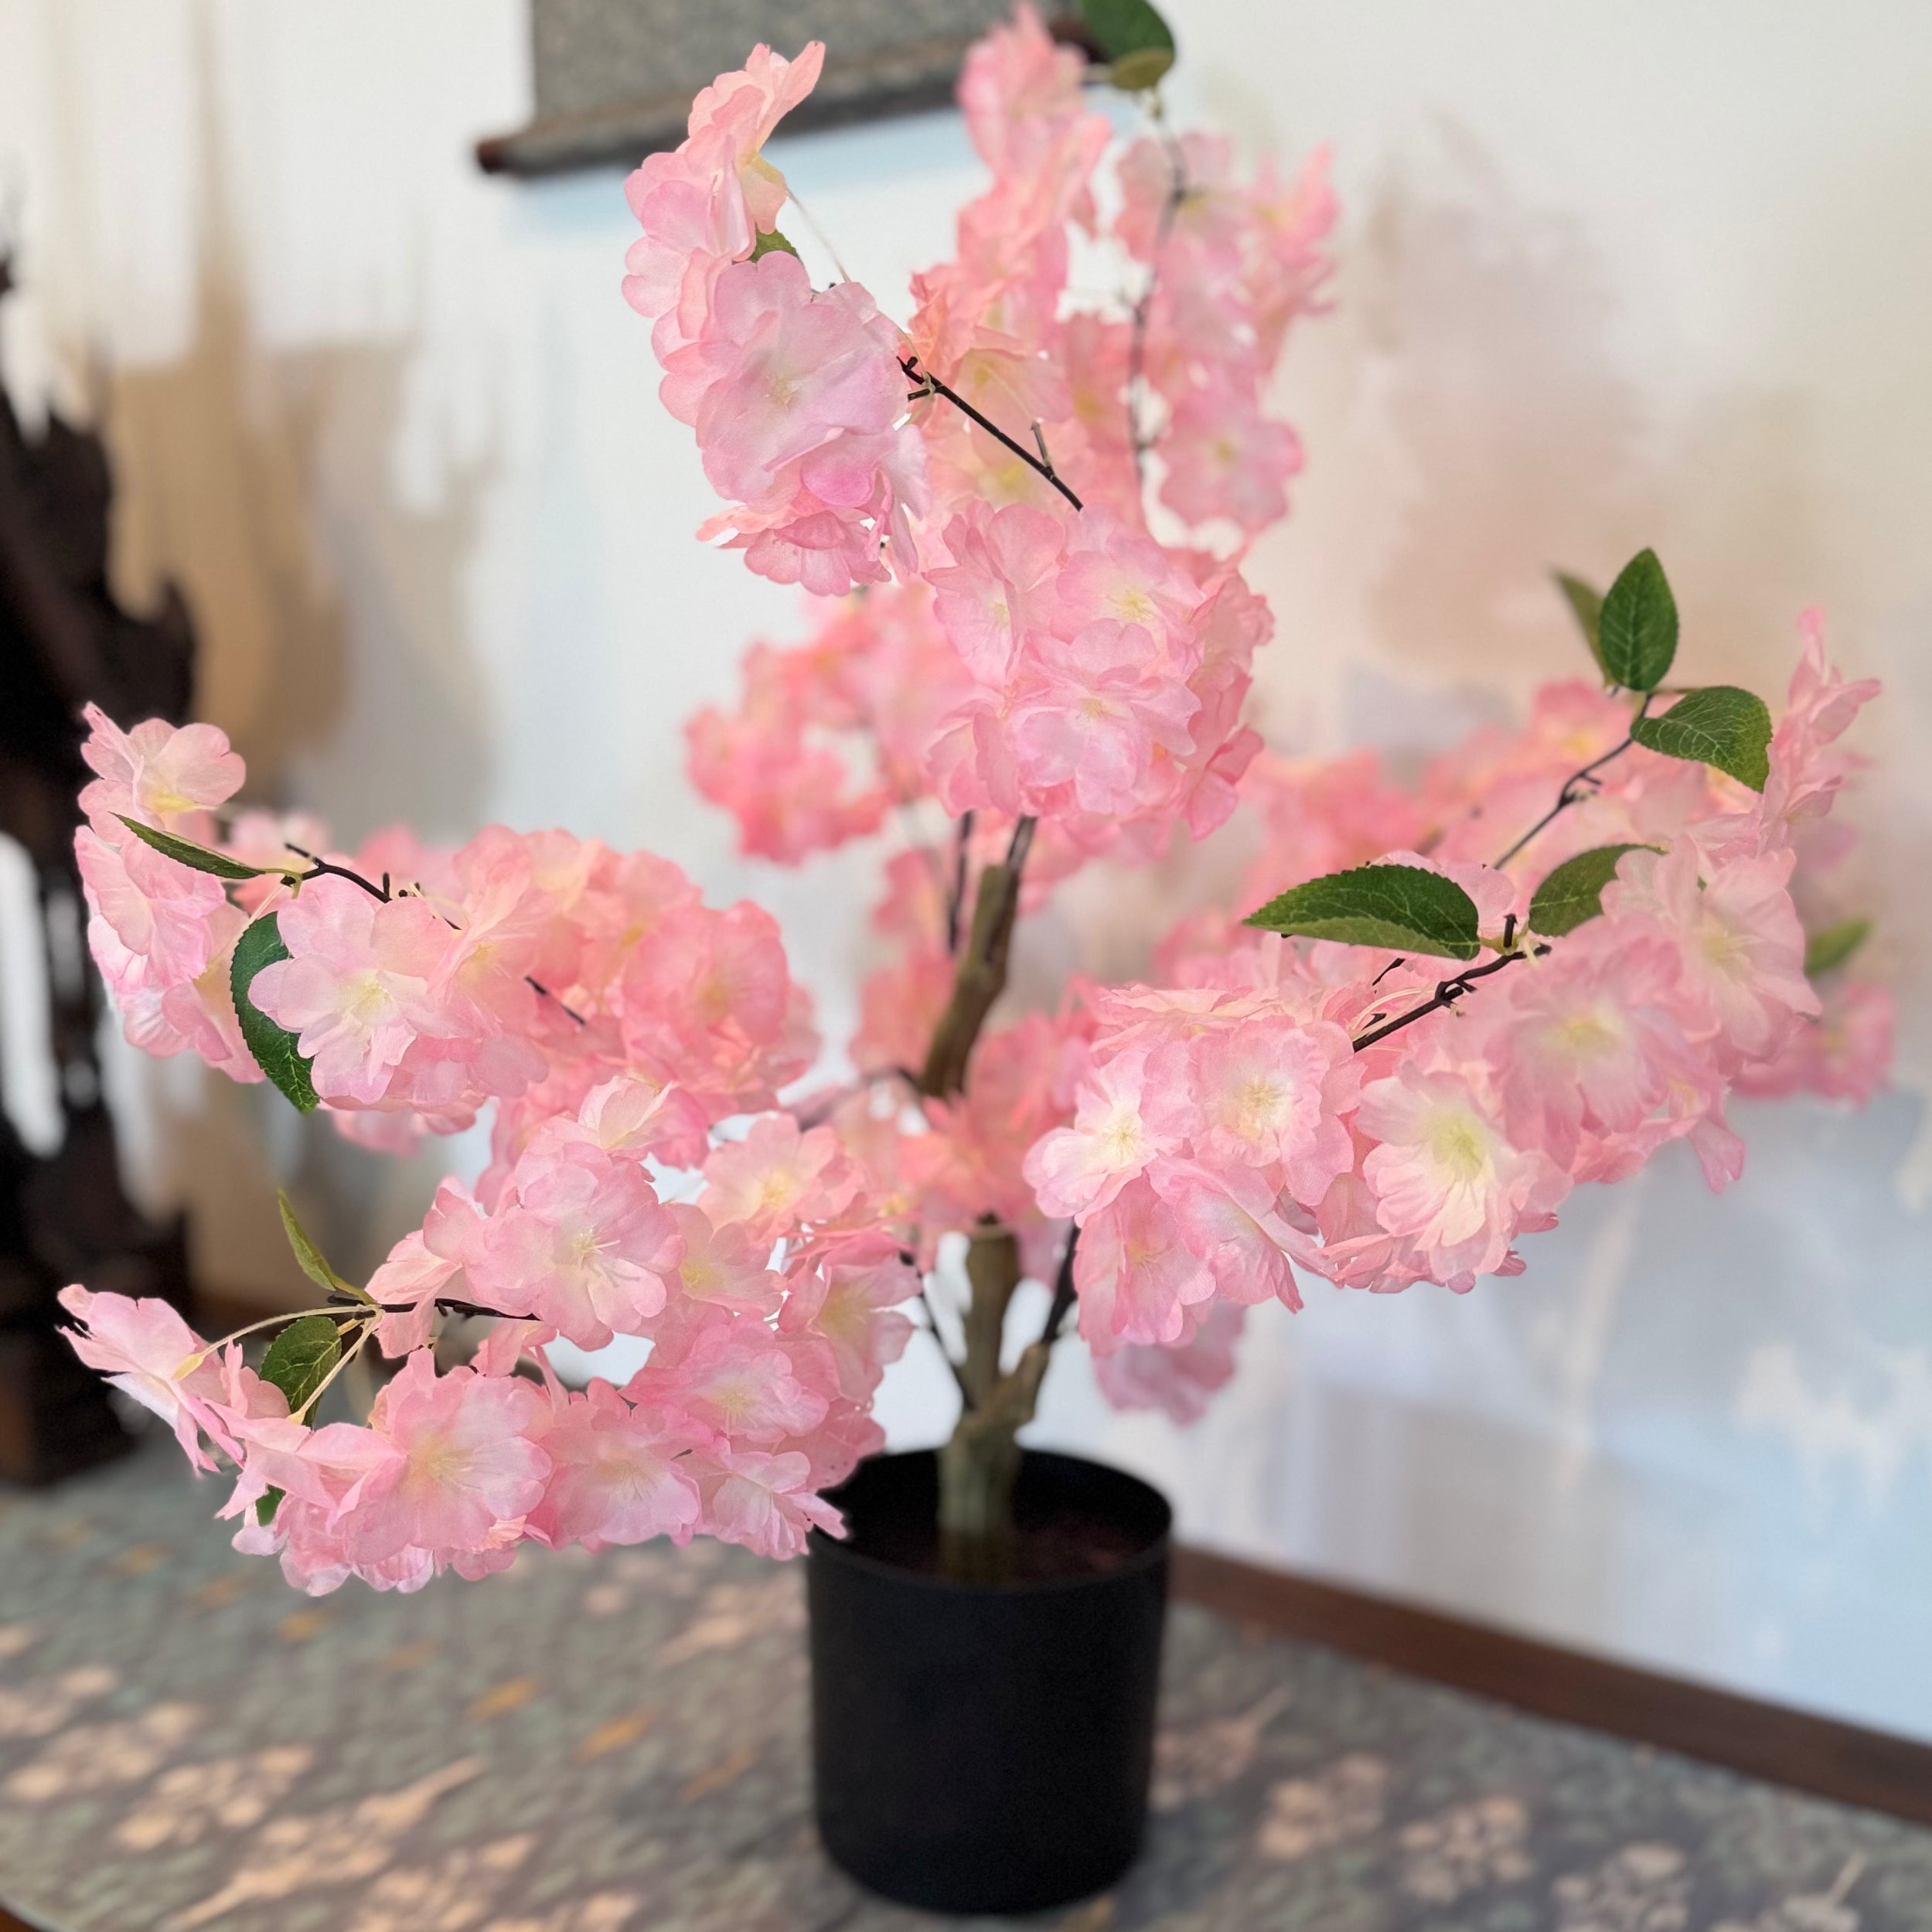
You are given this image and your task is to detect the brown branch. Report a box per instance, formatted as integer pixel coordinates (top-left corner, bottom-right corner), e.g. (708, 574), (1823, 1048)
(917, 816), (1036, 1097)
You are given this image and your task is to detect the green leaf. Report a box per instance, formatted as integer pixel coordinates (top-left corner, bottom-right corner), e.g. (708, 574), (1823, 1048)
(1597, 548), (1678, 690)
(1527, 843), (1658, 937)
(1245, 863), (1482, 961)
(259, 1314), (341, 1417)
(748, 228), (797, 261)
(231, 914), (319, 1113)
(1804, 916), (1872, 978)
(1630, 684), (1774, 791)
(255, 1486), (285, 1527)
(277, 1190), (364, 1302)
(1080, 0), (1177, 87)
(117, 816), (272, 882)
(1552, 571), (1607, 677)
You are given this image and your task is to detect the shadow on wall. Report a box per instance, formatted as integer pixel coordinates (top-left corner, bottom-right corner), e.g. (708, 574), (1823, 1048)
(92, 240), (496, 1300)
(1358, 121), (1830, 693)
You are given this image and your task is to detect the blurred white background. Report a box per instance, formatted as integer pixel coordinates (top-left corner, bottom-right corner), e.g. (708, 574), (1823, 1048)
(2, 0), (1930, 1736)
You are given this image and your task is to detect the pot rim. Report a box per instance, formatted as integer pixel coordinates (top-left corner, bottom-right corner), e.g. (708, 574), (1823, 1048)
(806, 1445), (1173, 1598)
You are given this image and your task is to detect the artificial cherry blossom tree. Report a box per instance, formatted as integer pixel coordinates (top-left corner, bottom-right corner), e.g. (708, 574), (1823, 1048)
(60, 4), (1889, 1590)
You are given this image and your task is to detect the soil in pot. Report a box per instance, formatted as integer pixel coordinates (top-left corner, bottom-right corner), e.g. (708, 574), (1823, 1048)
(807, 1447), (1170, 1917)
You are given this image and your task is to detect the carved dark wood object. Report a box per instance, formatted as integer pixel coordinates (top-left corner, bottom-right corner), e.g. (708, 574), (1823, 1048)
(0, 247), (196, 1484)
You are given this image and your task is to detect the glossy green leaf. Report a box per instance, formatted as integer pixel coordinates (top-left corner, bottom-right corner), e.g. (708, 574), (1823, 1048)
(1080, 0), (1176, 87)
(259, 1314), (340, 1417)
(231, 914), (319, 1113)
(1527, 843), (1657, 937)
(1804, 916), (1872, 978)
(117, 816), (272, 882)
(1245, 863), (1481, 961)
(255, 1486), (285, 1527)
(1597, 548), (1678, 691)
(1630, 684), (1773, 791)
(1552, 571), (1607, 677)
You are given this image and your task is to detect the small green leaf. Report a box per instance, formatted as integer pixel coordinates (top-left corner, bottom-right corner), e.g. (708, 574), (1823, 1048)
(117, 816), (271, 882)
(259, 1314), (341, 1417)
(1080, 0), (1177, 88)
(1597, 548), (1678, 691)
(1630, 685), (1774, 791)
(278, 1191), (364, 1302)
(255, 1486), (285, 1527)
(1245, 863), (1482, 961)
(231, 914), (319, 1113)
(1552, 571), (1607, 678)
(748, 228), (798, 261)
(1527, 843), (1658, 937)
(1804, 916), (1872, 978)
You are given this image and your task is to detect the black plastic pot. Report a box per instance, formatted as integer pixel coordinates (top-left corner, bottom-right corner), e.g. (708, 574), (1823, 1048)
(806, 1447), (1171, 1916)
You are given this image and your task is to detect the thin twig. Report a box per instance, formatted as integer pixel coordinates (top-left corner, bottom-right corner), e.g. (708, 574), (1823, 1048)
(1038, 1225), (1081, 1348)
(282, 844), (585, 1026)
(1350, 946), (1549, 1052)
(901, 355), (1083, 511)
(1491, 696), (1651, 869)
(1126, 108), (1190, 480)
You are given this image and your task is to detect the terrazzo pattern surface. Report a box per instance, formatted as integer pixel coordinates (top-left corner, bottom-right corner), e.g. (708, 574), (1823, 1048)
(3, 1438), (1931, 1930)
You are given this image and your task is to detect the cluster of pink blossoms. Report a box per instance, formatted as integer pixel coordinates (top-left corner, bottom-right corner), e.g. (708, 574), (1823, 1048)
(1055, 623), (1889, 1413)
(667, 7), (1332, 864)
(67, 703), (926, 1585)
(62, 12), (1890, 1587)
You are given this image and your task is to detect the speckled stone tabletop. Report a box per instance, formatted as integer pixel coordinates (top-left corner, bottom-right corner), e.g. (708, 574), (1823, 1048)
(4, 1440), (1932, 1931)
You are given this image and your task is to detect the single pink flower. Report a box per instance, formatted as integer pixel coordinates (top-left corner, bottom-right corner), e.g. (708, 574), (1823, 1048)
(339, 1352), (550, 1569)
(474, 1143), (683, 1349)
(1025, 1043), (1189, 1218)
(1358, 1066), (1566, 1283)
(524, 1380), (704, 1552)
(250, 877), (458, 1106)
(77, 704), (244, 832)
(693, 1443), (843, 1559)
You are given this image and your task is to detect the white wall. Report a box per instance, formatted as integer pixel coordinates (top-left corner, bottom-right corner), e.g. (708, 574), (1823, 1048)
(3, 0), (1930, 1737)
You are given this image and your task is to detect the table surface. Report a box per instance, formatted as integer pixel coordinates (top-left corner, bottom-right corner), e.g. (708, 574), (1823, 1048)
(4, 1440), (1931, 1932)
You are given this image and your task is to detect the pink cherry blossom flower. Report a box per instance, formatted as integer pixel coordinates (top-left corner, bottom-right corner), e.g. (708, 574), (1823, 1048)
(1188, 1014), (1356, 1198)
(76, 824), (230, 993)
(524, 1380), (704, 1552)
(1150, 1160), (1313, 1311)
(1357, 1066), (1566, 1283)
(660, 253), (906, 513)
(779, 1249), (919, 1402)
(249, 877), (458, 1106)
(1607, 845), (1817, 1064)
(1160, 388), (1301, 533)
(666, 1203), (783, 1314)
(1073, 1174), (1217, 1351)
(693, 1444), (844, 1559)
(1009, 622), (1200, 816)
(699, 1115), (857, 1244)
(1026, 1043), (1190, 1218)
(631, 1314), (830, 1445)
(473, 1143), (683, 1350)
(57, 1286), (231, 1470)
(1093, 1301), (1245, 1423)
(77, 704), (244, 832)
(337, 1352), (550, 1569)
(930, 500), (1067, 683)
